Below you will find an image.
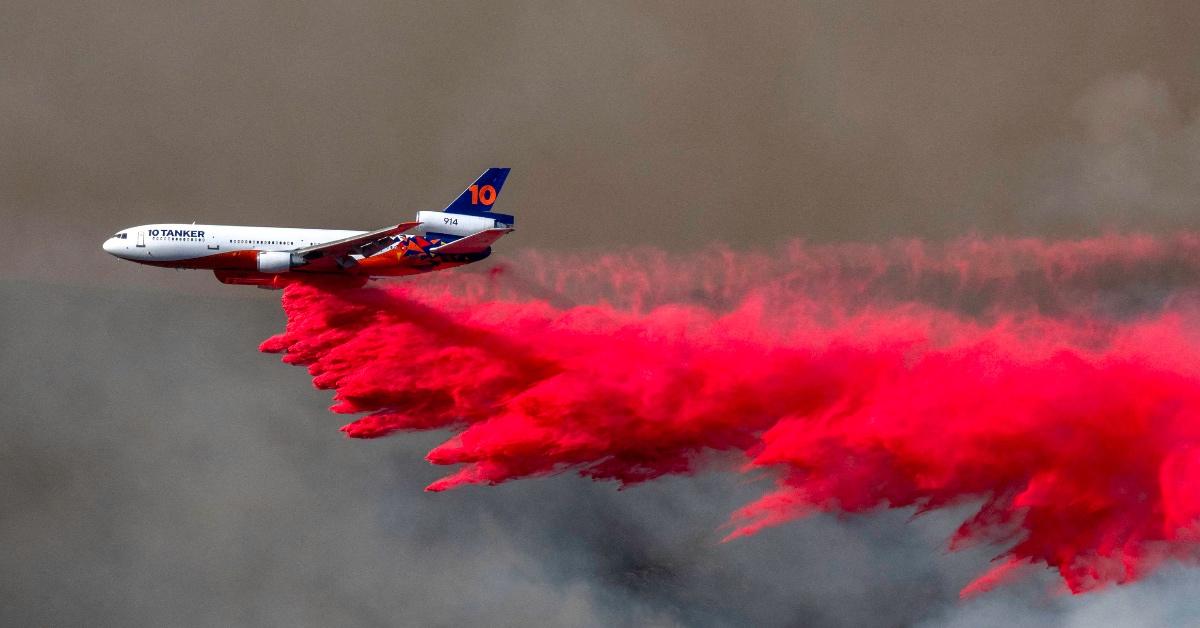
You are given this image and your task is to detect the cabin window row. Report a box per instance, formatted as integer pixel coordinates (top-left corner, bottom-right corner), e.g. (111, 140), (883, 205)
(231, 240), (295, 245)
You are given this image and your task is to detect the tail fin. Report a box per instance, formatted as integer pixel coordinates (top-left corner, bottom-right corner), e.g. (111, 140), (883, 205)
(443, 168), (511, 217)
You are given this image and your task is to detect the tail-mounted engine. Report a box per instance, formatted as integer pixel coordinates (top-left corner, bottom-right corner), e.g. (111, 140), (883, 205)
(416, 211), (513, 238)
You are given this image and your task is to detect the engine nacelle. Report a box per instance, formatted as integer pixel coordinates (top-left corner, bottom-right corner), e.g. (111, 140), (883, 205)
(257, 251), (293, 273)
(415, 211), (506, 237)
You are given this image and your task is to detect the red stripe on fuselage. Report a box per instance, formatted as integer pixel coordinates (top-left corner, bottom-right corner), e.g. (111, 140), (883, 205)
(133, 249), (260, 270)
(135, 244), (485, 277)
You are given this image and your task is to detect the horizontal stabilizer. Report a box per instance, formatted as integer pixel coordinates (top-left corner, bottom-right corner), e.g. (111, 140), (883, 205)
(429, 228), (513, 255)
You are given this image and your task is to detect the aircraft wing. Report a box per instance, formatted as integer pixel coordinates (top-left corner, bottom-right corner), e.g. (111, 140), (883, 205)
(429, 228), (513, 255)
(293, 221), (421, 269)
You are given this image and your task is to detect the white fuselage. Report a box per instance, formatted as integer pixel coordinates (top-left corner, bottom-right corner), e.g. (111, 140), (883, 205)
(102, 224), (365, 262)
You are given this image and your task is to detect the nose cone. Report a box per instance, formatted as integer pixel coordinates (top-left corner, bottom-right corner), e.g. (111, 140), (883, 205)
(102, 238), (120, 256)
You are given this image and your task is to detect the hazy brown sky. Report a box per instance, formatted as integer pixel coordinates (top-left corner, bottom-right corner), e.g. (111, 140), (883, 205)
(6, 1), (1200, 278)
(5, 2), (1200, 626)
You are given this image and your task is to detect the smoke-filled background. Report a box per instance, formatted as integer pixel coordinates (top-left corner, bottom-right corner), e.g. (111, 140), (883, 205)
(6, 1), (1200, 626)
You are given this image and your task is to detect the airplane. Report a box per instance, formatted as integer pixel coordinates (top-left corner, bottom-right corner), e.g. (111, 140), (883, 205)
(101, 168), (515, 289)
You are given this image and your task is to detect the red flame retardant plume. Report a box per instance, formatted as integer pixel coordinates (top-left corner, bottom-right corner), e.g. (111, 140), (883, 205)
(260, 234), (1200, 597)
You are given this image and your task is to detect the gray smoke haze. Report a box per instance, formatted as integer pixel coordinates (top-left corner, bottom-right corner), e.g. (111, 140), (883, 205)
(0, 280), (998, 627)
(5, 1), (1200, 626)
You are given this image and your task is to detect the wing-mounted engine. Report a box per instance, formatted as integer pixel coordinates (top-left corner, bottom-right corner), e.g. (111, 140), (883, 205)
(257, 251), (294, 273)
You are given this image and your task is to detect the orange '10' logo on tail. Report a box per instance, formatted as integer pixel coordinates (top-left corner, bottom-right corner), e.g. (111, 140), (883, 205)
(468, 184), (497, 206)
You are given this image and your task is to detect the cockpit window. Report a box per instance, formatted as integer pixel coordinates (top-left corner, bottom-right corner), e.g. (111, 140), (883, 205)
(112, 233), (128, 239)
